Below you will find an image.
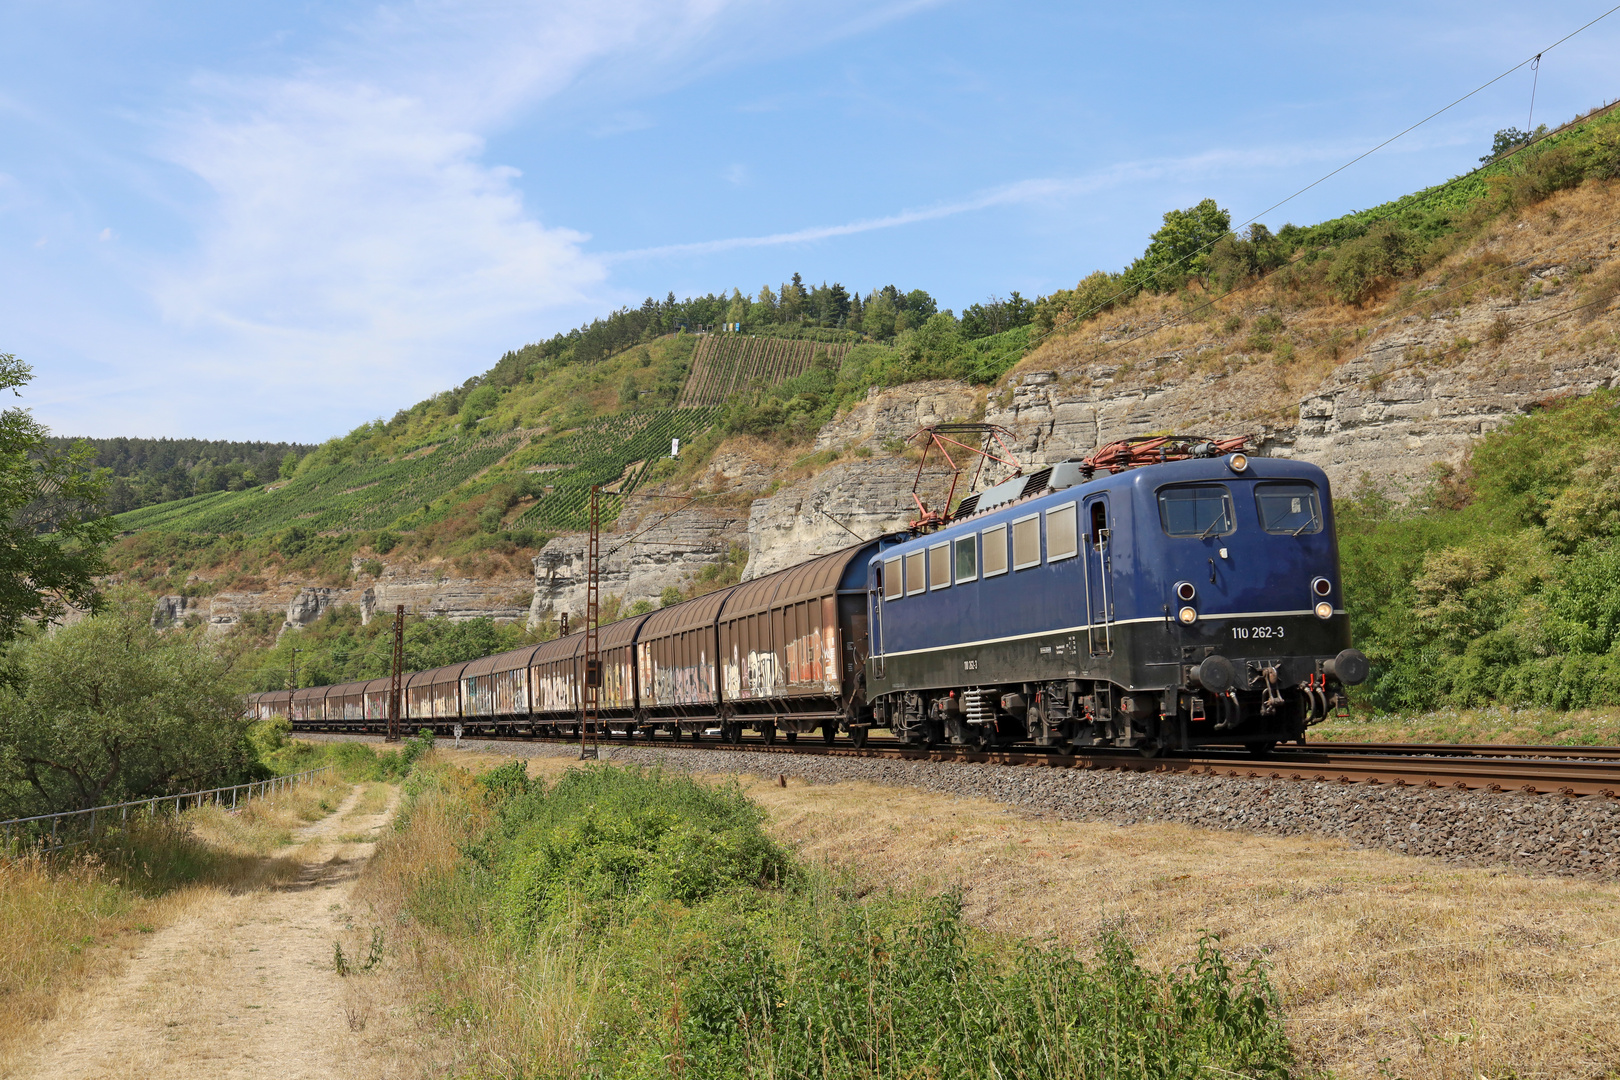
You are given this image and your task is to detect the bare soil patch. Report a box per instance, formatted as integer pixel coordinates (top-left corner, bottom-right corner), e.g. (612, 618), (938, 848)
(5, 783), (424, 1080)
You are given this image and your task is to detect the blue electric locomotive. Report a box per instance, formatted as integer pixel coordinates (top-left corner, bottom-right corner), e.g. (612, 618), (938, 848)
(864, 444), (1368, 755)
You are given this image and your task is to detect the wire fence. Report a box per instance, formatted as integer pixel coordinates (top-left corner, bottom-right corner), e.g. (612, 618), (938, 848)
(1, 765), (336, 855)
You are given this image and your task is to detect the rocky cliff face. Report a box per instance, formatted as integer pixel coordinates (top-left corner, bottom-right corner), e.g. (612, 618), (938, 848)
(152, 557), (534, 638)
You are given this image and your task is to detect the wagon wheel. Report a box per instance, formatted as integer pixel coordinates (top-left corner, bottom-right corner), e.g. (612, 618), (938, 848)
(785, 731), (798, 744)
(763, 724), (777, 745)
(849, 726), (869, 749)
(726, 723), (743, 745)
(822, 722), (838, 745)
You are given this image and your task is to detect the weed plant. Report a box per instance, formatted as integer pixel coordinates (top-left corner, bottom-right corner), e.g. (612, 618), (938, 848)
(372, 761), (1295, 1078)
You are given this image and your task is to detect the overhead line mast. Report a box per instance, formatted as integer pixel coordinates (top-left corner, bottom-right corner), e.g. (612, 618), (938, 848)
(580, 485), (601, 760)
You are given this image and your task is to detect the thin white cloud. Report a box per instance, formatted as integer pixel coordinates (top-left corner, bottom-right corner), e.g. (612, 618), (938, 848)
(605, 140), (1375, 263)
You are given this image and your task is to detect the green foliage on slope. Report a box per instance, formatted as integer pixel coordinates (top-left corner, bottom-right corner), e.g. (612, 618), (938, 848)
(1340, 390), (1620, 711)
(243, 603), (537, 692)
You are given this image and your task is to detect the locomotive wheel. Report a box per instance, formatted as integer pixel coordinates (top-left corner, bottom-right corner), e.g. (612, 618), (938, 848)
(1246, 741), (1277, 758)
(1136, 741), (1162, 759)
(850, 726), (869, 748)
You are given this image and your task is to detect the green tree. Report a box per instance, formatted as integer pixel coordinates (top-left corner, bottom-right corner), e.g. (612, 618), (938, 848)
(1127, 198), (1233, 292)
(279, 451), (299, 479)
(0, 599), (254, 816)
(0, 354), (110, 639)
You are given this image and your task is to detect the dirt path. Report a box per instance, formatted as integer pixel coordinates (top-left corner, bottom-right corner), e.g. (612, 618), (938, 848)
(8, 784), (415, 1080)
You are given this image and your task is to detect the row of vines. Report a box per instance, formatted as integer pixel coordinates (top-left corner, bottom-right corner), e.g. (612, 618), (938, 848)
(510, 408), (719, 532)
(676, 335), (854, 407)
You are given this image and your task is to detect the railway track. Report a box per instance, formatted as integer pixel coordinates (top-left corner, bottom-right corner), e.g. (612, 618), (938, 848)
(301, 728), (1620, 798)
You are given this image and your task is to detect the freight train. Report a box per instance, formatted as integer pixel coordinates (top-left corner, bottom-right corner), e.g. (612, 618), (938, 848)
(252, 439), (1368, 757)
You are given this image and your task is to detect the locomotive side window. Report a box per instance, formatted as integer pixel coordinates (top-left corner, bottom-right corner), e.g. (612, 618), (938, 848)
(1157, 485), (1234, 538)
(883, 556), (903, 600)
(905, 550), (926, 596)
(1012, 514), (1041, 570)
(981, 524), (1009, 577)
(1045, 502), (1078, 561)
(928, 542), (951, 589)
(1255, 482), (1323, 535)
(953, 534), (977, 583)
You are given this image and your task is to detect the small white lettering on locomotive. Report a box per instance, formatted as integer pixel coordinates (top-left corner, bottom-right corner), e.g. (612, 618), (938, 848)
(963, 659), (979, 670)
(1231, 625), (1286, 640)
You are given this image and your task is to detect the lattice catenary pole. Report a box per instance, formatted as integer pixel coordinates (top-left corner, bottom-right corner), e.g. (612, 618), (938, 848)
(386, 604), (405, 743)
(580, 485), (602, 760)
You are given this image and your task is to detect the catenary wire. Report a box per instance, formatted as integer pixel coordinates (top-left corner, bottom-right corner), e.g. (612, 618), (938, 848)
(1056, 4), (1620, 328)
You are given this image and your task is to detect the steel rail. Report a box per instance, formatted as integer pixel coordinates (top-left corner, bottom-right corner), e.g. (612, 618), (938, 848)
(298, 726), (1620, 798)
(1299, 741), (1620, 762)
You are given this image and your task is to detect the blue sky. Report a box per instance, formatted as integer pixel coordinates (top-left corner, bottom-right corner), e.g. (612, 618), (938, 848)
(3, 1), (1617, 442)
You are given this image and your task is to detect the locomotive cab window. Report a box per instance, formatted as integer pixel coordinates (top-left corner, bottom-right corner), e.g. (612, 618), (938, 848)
(883, 556), (903, 600)
(905, 550), (926, 596)
(928, 542), (951, 590)
(953, 534), (977, 583)
(1157, 485), (1234, 538)
(1046, 502), (1078, 561)
(1012, 514), (1041, 570)
(1255, 482), (1323, 535)
(981, 524), (1009, 577)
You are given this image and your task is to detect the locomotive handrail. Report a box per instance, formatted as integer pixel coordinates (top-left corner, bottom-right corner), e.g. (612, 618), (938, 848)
(1, 765), (335, 854)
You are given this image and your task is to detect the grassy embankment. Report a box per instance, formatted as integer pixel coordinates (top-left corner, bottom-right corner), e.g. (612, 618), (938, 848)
(0, 733), (427, 1062)
(349, 753), (1296, 1077)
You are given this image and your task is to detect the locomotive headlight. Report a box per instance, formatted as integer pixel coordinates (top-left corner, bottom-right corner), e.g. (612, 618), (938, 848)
(1312, 576), (1332, 597)
(1314, 601), (1334, 620)
(1227, 453), (1249, 473)
(1178, 606), (1198, 624)
(1175, 581), (1196, 602)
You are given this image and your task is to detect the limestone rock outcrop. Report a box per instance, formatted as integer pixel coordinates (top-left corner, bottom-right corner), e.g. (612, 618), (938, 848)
(813, 380), (979, 451)
(526, 503), (750, 628)
(742, 458), (930, 579)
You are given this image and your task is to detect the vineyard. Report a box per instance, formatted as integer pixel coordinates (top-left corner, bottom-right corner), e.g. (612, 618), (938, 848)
(677, 334), (854, 407)
(509, 408), (718, 532)
(111, 430), (529, 536)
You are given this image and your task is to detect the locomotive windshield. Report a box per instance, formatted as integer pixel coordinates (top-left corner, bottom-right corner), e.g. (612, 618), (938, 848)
(1157, 485), (1234, 537)
(1255, 482), (1323, 535)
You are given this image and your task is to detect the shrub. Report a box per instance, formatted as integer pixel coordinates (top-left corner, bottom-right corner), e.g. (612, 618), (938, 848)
(1326, 222), (1418, 304)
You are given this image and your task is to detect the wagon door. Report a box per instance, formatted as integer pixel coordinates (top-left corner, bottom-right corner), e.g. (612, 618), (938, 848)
(1083, 494), (1114, 655)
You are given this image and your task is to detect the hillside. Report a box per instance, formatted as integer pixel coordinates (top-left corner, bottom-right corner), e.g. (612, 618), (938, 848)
(92, 103), (1620, 706)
